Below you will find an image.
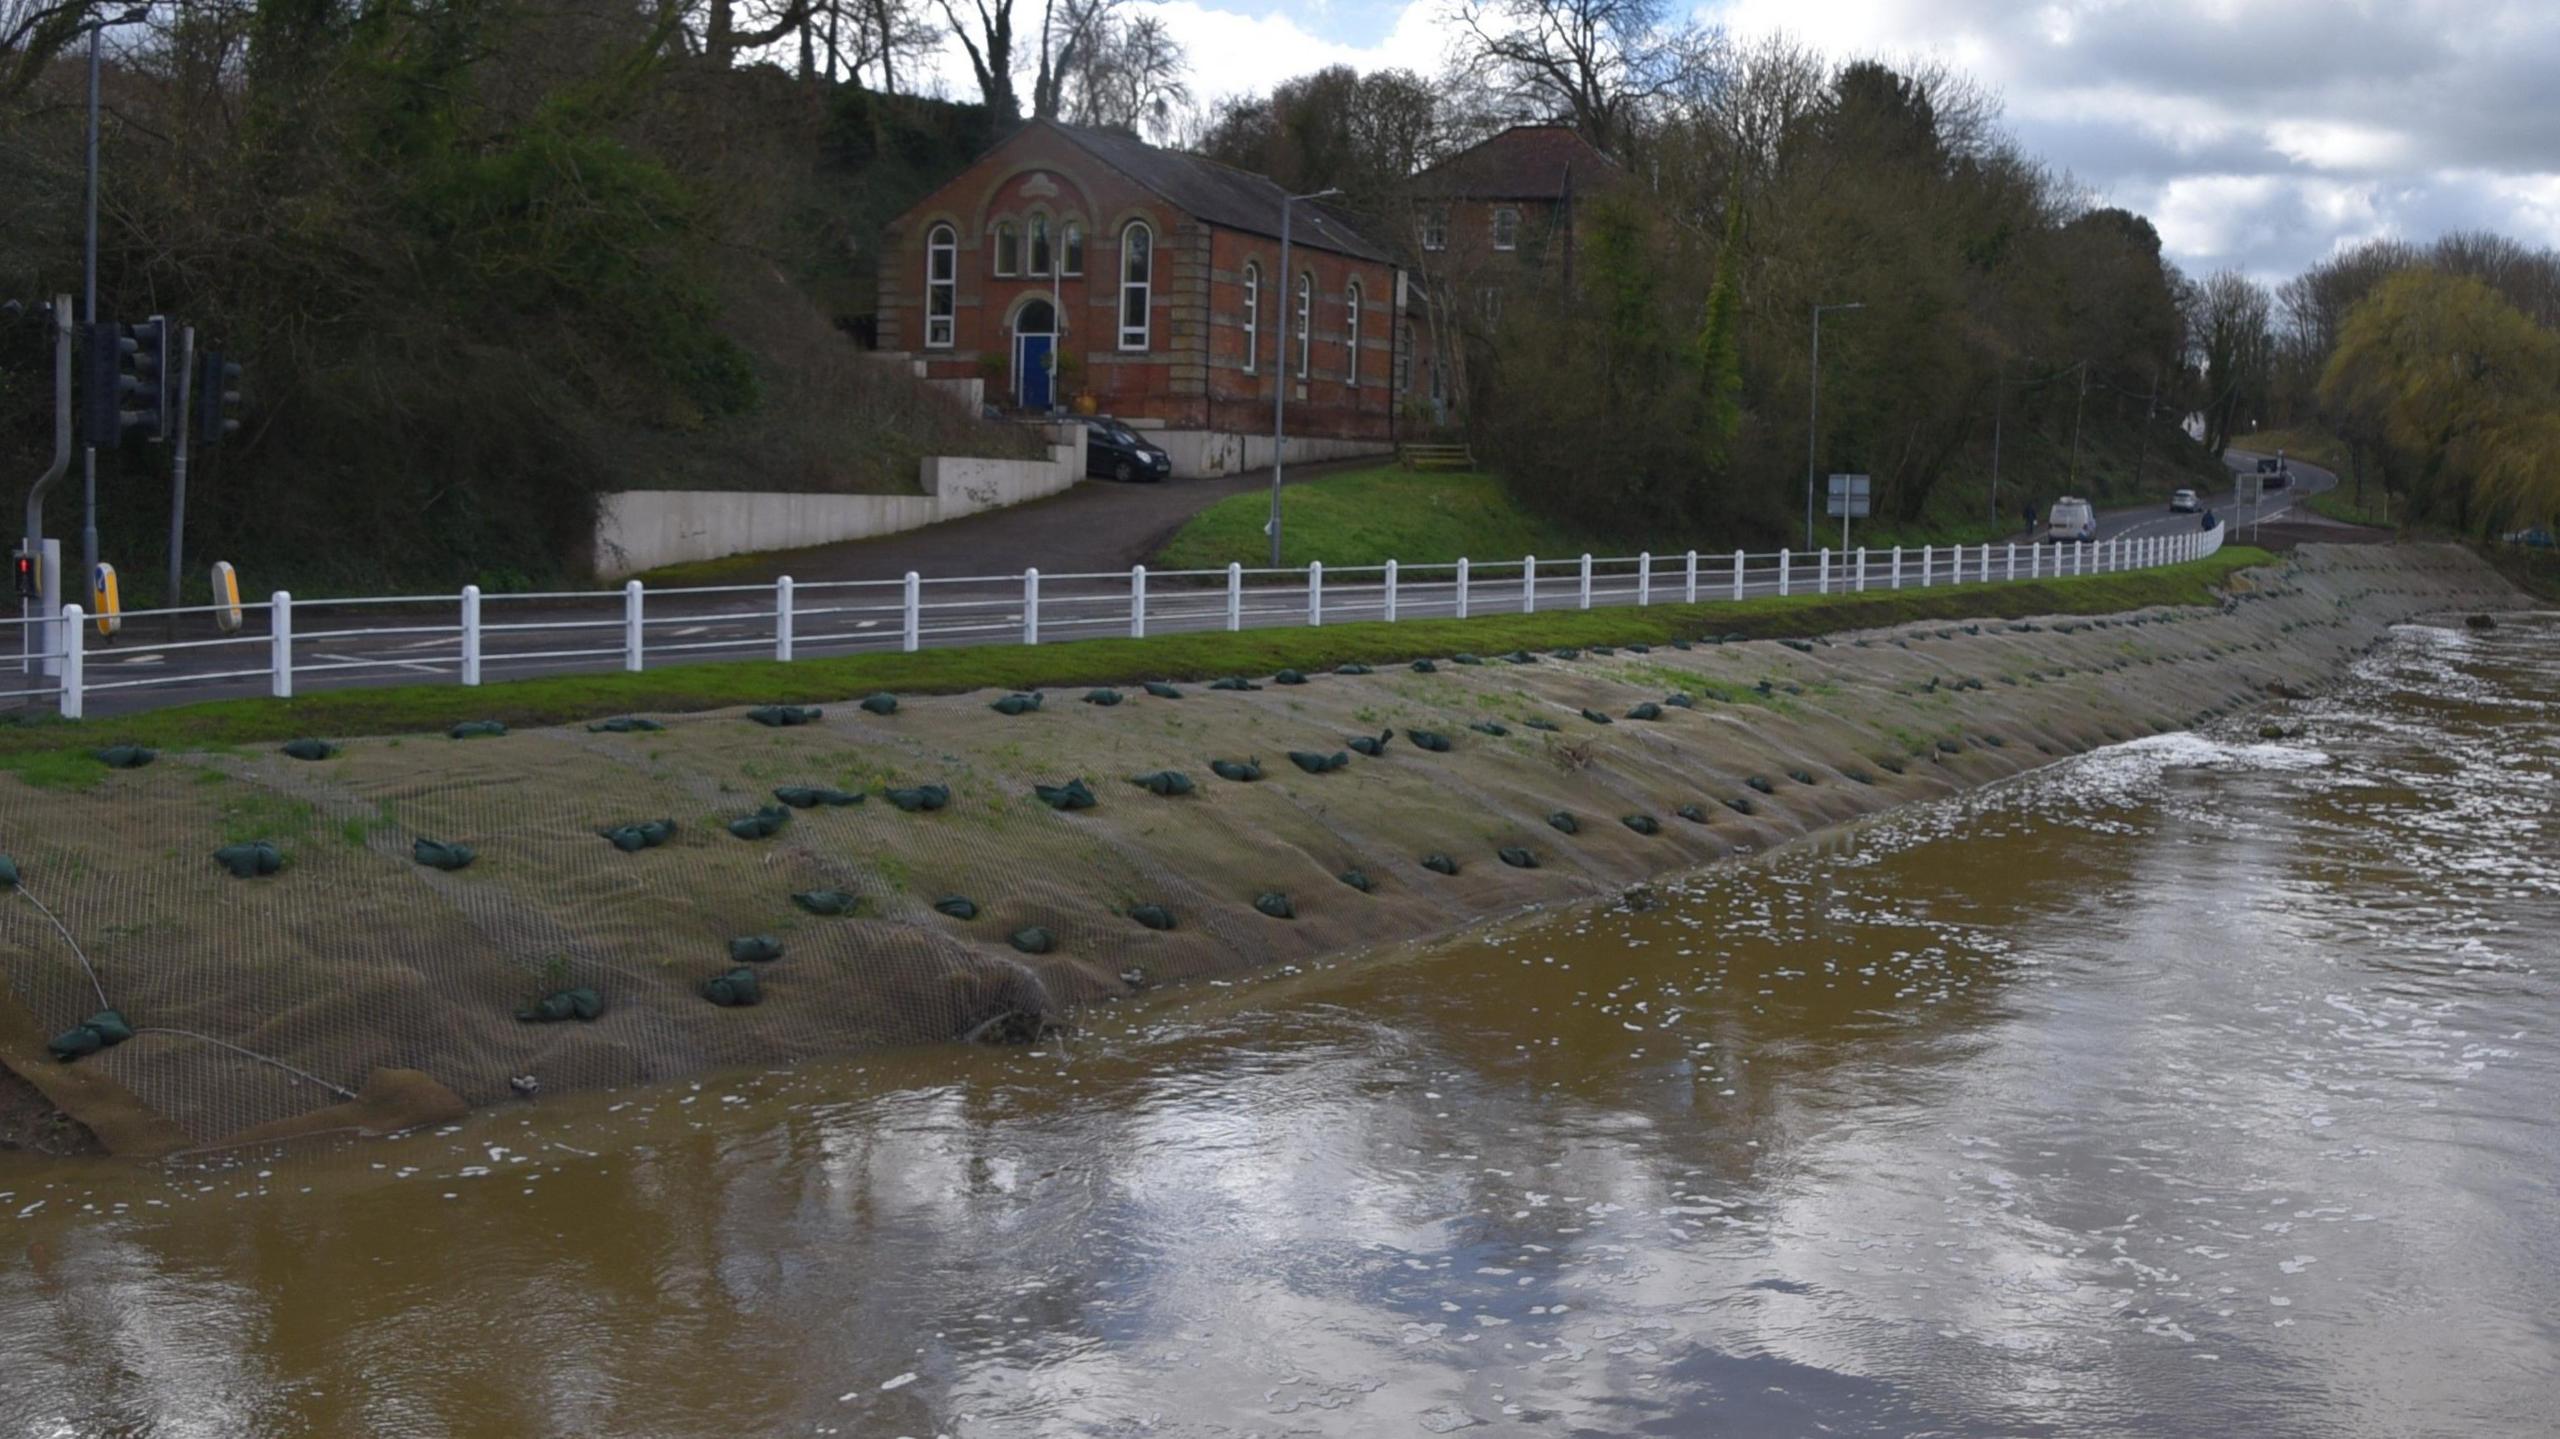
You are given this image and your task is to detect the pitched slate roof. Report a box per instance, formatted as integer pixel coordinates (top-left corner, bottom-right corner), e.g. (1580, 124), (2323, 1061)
(1412, 124), (1621, 201)
(1047, 121), (1394, 264)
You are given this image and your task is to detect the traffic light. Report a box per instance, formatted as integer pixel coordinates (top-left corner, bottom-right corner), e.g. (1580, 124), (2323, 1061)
(11, 548), (36, 601)
(124, 314), (171, 443)
(195, 347), (242, 446)
(81, 320), (133, 445)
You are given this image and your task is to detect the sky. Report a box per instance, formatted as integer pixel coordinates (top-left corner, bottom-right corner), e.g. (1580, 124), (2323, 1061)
(925, 0), (2560, 284)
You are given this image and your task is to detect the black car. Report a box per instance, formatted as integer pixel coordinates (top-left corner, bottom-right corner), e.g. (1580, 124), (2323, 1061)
(1085, 417), (1173, 483)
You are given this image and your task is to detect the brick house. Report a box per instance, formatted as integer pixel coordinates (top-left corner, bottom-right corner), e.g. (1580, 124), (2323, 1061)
(878, 120), (1403, 478)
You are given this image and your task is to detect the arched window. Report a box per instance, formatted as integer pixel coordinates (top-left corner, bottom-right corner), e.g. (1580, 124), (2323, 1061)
(924, 223), (956, 349)
(1062, 221), (1085, 276)
(1118, 221), (1153, 350)
(1491, 207), (1520, 251)
(1294, 272), (1312, 379)
(993, 221), (1019, 276)
(1027, 213), (1052, 277)
(1241, 261), (1261, 375)
(1344, 279), (1362, 388)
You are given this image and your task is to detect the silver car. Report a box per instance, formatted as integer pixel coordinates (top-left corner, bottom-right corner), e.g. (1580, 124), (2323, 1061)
(2169, 489), (2200, 513)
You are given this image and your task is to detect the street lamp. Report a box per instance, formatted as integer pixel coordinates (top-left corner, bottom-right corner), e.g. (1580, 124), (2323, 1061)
(1805, 301), (1863, 548)
(78, 6), (150, 582)
(1268, 187), (1342, 567)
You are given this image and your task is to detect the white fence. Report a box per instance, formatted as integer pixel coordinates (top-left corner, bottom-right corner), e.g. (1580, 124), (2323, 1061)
(9, 524), (2226, 720)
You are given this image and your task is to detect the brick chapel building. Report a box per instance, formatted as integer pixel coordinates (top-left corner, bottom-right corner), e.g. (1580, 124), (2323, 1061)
(878, 120), (1403, 478)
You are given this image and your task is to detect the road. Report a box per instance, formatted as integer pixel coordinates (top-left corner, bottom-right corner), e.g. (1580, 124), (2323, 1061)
(16, 451), (2328, 720)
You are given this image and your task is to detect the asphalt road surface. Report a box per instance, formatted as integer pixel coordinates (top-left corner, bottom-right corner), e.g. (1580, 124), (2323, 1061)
(15, 451), (2328, 720)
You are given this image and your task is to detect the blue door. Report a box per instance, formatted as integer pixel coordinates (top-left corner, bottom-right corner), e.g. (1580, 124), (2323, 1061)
(1017, 334), (1053, 411)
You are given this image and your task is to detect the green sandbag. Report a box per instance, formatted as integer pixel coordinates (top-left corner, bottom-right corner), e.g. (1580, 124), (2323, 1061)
(48, 1025), (103, 1061)
(1035, 778), (1098, 810)
(1254, 891), (1296, 919)
(1663, 693), (1695, 709)
(96, 745), (157, 768)
(1498, 847), (1538, 869)
(1625, 644), (1651, 654)
(746, 705), (822, 727)
(1622, 814), (1661, 835)
(773, 786), (861, 809)
(1421, 853), (1458, 875)
(1580, 709), (1614, 725)
(1782, 683), (1805, 696)
(1470, 722), (1509, 737)
(1287, 751), (1350, 774)
(1669, 639), (1694, 650)
(1410, 659), (1439, 673)
(1590, 645), (1616, 657)
(1210, 758), (1263, 782)
(990, 692), (1043, 716)
(1335, 663), (1373, 676)
(702, 967), (761, 1007)
(213, 840), (282, 878)
(1755, 680), (1776, 697)
(1724, 796), (1756, 815)
(1128, 770), (1195, 797)
(280, 738), (339, 761)
(1788, 769), (1817, 785)
(1981, 734), (2007, 748)
(85, 1008), (134, 1044)
(516, 988), (604, 1023)
(1547, 811), (1579, 834)
(1722, 632), (1747, 644)
(792, 889), (862, 916)
(1408, 729), (1453, 752)
(1208, 676), (1261, 691)
(1503, 651), (1537, 665)
(0, 853), (16, 887)
(1348, 731), (1392, 757)
(1083, 688), (1124, 706)
(1009, 926), (1055, 954)
(885, 784), (950, 812)
(1144, 682), (1183, 699)
(600, 818), (676, 852)
(727, 805), (791, 840)
(1523, 718), (1560, 732)
(1337, 870), (1374, 893)
(1675, 804), (1709, 823)
(448, 720), (508, 739)
(933, 895), (979, 920)
(1625, 703), (1663, 721)
(1450, 653), (1484, 666)
(858, 693), (899, 715)
(729, 935), (785, 963)
(1843, 768), (1874, 785)
(1937, 739), (1963, 753)
(1552, 648), (1580, 660)
(1877, 757), (1906, 775)
(414, 838), (476, 871)
(1129, 904), (1176, 932)
(1746, 775), (1775, 794)
(1272, 669), (1309, 685)
(587, 716), (662, 733)
(1782, 638), (1815, 653)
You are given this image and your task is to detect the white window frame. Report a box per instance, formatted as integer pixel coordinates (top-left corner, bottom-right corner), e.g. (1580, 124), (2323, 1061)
(1492, 206), (1520, 251)
(1242, 261), (1260, 375)
(1118, 221), (1154, 351)
(1061, 220), (1084, 276)
(1295, 272), (1312, 379)
(925, 223), (957, 349)
(1421, 209), (1447, 252)
(1027, 212), (1051, 277)
(992, 220), (1019, 276)
(1345, 278), (1362, 388)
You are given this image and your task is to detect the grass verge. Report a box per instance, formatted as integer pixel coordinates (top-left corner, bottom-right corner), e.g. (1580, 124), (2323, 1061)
(1152, 467), (1609, 571)
(0, 549), (2274, 773)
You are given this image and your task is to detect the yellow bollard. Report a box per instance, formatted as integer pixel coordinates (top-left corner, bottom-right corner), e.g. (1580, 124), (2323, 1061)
(91, 562), (122, 638)
(212, 561), (243, 633)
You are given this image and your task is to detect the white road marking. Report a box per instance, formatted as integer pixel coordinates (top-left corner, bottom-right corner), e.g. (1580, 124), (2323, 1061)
(313, 651), (448, 676)
(111, 652), (166, 665)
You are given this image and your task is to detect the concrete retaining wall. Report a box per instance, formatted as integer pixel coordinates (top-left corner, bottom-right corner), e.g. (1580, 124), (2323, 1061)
(1140, 428), (1393, 480)
(593, 426), (1082, 577)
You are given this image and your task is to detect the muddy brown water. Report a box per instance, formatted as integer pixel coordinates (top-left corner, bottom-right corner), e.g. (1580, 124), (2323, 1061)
(4, 614), (2555, 1437)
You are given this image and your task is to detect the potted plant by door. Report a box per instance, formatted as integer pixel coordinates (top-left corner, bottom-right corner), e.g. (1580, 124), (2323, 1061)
(1058, 349), (1096, 414)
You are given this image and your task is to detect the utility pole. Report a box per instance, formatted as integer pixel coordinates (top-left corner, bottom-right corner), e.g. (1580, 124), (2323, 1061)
(1989, 357), (2003, 527)
(166, 325), (196, 621)
(76, 7), (148, 583)
(2065, 359), (2089, 493)
(1268, 187), (1341, 567)
(1806, 302), (1863, 548)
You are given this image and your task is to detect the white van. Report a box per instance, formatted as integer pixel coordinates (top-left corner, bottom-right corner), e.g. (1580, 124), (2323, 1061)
(2046, 497), (2096, 544)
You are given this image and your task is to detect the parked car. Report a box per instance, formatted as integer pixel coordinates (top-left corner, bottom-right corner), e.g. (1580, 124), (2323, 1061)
(1085, 418), (1172, 482)
(2045, 496), (2096, 544)
(2169, 488), (2200, 513)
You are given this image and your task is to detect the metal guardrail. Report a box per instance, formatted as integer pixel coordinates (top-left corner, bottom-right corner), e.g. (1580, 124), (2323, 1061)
(24, 524), (2225, 720)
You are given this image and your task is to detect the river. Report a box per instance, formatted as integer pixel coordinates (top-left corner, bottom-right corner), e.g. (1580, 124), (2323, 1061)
(4, 614), (2554, 1437)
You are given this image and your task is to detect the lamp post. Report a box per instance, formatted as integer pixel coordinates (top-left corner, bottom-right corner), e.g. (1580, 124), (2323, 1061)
(1805, 301), (1864, 549)
(78, 7), (149, 583)
(1268, 186), (1342, 567)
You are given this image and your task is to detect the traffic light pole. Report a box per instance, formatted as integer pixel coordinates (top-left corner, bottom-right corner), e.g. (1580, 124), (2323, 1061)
(81, 21), (101, 584)
(166, 325), (195, 624)
(21, 297), (72, 682)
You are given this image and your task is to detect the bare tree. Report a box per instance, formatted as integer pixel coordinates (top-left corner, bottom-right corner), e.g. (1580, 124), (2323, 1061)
(2186, 268), (2272, 458)
(1064, 9), (1188, 139)
(2, 0), (97, 104)
(1448, 0), (1717, 154)
(935, 0), (1020, 117)
(1029, 0), (1114, 121)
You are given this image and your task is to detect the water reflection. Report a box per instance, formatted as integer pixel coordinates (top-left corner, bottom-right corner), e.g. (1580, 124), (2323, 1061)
(3, 617), (2555, 1437)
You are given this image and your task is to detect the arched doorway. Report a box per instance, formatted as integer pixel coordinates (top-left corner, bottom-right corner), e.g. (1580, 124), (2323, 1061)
(1012, 298), (1056, 411)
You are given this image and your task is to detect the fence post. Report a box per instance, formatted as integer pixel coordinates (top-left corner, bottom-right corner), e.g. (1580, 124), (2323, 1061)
(1131, 564), (1148, 638)
(1778, 550), (1791, 597)
(1855, 547), (1867, 592)
(621, 579), (644, 672)
(1818, 548), (1831, 595)
(460, 585), (482, 686)
(1891, 545), (1903, 590)
(1577, 553), (1593, 610)
(1685, 549), (1699, 603)
(1024, 568), (1041, 645)
(59, 604), (83, 719)
(1384, 559), (1399, 622)
(270, 591), (293, 698)
(1920, 545), (1933, 588)
(2031, 544), (2041, 580)
(1732, 549), (1745, 601)
(775, 575), (795, 662)
(1522, 555), (1537, 614)
(902, 571), (921, 652)
(2007, 544), (2017, 582)
(1456, 557), (1470, 619)
(1226, 562), (1242, 631)
(1308, 561), (1324, 626)
(1637, 552), (1651, 606)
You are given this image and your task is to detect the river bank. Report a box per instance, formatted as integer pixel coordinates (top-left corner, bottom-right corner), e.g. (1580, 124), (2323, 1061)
(0, 543), (2528, 1156)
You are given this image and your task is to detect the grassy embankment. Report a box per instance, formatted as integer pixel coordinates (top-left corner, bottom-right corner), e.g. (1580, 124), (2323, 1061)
(0, 548), (2273, 779)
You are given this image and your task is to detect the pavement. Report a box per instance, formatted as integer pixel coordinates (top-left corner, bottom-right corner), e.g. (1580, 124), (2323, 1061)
(15, 450), (2340, 720)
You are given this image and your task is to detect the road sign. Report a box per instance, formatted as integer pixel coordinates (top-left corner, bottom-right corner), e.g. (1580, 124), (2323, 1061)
(1826, 473), (1871, 518)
